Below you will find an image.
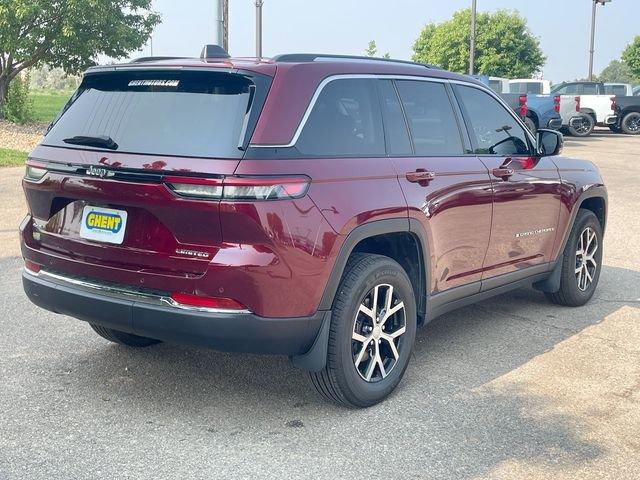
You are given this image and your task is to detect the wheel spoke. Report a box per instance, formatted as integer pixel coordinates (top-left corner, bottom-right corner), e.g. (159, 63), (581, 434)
(372, 285), (380, 318)
(587, 257), (597, 269)
(358, 304), (375, 321)
(377, 354), (387, 379)
(381, 301), (405, 326)
(384, 285), (394, 313)
(352, 331), (368, 343)
(364, 349), (377, 381)
(389, 325), (406, 339)
(354, 342), (369, 368)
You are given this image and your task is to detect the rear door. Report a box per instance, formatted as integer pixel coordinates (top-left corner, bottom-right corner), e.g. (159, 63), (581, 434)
(382, 79), (493, 295)
(452, 83), (561, 284)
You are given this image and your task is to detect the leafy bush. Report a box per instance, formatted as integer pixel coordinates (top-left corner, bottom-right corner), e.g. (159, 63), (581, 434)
(1, 75), (33, 124)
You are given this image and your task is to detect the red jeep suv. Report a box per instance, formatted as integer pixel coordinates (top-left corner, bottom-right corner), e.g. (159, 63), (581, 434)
(21, 47), (607, 407)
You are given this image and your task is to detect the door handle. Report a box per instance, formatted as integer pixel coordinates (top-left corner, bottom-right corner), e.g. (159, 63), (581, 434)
(406, 170), (436, 185)
(492, 167), (515, 180)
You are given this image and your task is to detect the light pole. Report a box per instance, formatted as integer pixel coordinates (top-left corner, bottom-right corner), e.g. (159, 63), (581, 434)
(255, 0), (264, 58)
(589, 0), (612, 81)
(213, 0), (224, 46)
(469, 0), (477, 75)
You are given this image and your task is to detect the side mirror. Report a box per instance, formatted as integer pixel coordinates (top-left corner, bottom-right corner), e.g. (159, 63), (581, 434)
(536, 129), (563, 156)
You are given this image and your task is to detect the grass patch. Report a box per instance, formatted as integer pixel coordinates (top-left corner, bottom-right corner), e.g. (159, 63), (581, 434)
(30, 90), (73, 123)
(0, 148), (27, 167)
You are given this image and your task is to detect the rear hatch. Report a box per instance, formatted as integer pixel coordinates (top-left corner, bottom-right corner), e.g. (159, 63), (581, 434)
(22, 67), (271, 279)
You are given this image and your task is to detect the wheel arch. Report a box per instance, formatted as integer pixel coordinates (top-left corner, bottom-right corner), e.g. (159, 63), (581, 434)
(317, 218), (429, 324)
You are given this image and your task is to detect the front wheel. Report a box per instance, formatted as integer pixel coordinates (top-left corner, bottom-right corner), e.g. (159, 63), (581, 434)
(308, 253), (417, 407)
(545, 209), (603, 307)
(568, 114), (595, 137)
(621, 112), (640, 135)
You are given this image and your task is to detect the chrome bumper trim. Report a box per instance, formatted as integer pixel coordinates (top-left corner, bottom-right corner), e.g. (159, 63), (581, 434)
(23, 267), (251, 314)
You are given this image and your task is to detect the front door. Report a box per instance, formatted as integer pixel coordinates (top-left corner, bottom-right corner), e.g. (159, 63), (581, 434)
(452, 84), (561, 282)
(380, 79), (493, 295)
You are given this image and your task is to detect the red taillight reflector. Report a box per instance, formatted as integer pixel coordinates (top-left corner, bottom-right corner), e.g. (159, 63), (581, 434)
(170, 292), (247, 311)
(519, 95), (528, 117)
(24, 260), (41, 273)
(575, 96), (581, 112)
(553, 95), (560, 113)
(610, 96), (616, 112)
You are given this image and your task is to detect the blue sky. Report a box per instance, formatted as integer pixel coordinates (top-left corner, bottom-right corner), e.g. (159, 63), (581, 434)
(136, 0), (640, 83)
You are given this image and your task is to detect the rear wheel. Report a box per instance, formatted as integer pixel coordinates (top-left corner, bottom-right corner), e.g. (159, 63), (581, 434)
(545, 209), (603, 307)
(308, 253), (417, 407)
(90, 324), (161, 347)
(568, 114), (594, 137)
(621, 112), (640, 135)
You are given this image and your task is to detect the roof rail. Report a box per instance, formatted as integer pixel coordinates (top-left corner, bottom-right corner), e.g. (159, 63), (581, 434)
(271, 53), (438, 69)
(130, 56), (188, 63)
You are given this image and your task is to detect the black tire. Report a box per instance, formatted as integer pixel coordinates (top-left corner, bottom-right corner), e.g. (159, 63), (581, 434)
(90, 324), (161, 347)
(308, 253), (417, 407)
(620, 112), (640, 135)
(567, 114), (595, 137)
(524, 116), (537, 134)
(545, 209), (603, 307)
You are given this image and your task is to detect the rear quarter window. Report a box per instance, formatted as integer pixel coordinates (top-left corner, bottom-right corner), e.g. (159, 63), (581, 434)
(44, 70), (266, 159)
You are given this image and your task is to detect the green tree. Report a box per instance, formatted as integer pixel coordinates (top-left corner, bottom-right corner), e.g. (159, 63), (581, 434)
(622, 36), (640, 79)
(412, 8), (546, 78)
(365, 40), (390, 59)
(0, 0), (160, 116)
(597, 59), (639, 84)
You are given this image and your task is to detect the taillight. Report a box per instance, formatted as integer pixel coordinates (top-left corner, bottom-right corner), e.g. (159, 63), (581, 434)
(24, 159), (48, 181)
(24, 260), (41, 274)
(575, 96), (581, 112)
(519, 95), (528, 117)
(165, 175), (310, 201)
(610, 96), (616, 112)
(169, 292), (248, 311)
(554, 95), (560, 113)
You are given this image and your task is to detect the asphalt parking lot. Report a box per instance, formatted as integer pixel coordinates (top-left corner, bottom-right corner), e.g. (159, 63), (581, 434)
(1, 130), (639, 480)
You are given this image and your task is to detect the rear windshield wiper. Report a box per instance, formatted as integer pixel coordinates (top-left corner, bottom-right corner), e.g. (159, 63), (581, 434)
(63, 135), (119, 150)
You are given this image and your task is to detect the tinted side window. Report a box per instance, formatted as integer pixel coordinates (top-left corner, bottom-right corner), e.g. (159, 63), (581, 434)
(296, 78), (384, 156)
(377, 80), (412, 155)
(395, 80), (464, 156)
(582, 84), (598, 94)
(454, 85), (531, 156)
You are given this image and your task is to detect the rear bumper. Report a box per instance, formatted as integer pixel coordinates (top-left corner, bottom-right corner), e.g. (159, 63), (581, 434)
(22, 269), (327, 355)
(547, 118), (563, 130)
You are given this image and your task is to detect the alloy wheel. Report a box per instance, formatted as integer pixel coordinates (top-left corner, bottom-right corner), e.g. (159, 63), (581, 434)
(575, 226), (598, 291)
(624, 113), (640, 133)
(575, 117), (592, 135)
(352, 284), (406, 382)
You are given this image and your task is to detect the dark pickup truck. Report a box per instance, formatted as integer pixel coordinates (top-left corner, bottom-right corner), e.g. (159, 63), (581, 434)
(612, 97), (640, 135)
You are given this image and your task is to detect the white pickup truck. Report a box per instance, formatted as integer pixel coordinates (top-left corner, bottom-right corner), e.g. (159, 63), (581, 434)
(551, 82), (618, 136)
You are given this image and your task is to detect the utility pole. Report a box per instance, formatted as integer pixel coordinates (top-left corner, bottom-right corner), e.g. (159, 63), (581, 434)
(213, 0), (224, 46)
(469, 0), (477, 75)
(222, 0), (229, 51)
(255, 0), (264, 58)
(589, 0), (612, 81)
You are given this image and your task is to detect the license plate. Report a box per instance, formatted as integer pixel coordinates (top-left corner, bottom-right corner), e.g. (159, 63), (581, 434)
(80, 206), (128, 245)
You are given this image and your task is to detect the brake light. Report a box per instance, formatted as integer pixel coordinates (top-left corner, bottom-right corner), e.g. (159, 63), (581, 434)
(610, 96), (616, 112)
(519, 95), (528, 117)
(165, 175), (310, 201)
(24, 260), (41, 274)
(575, 96), (581, 112)
(170, 292), (247, 311)
(553, 95), (561, 113)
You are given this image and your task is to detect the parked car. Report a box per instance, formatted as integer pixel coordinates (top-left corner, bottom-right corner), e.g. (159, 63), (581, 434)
(612, 96), (640, 134)
(508, 79), (551, 94)
(604, 83), (635, 96)
(556, 95), (595, 137)
(21, 48), (608, 407)
(551, 81), (633, 96)
(482, 77), (562, 133)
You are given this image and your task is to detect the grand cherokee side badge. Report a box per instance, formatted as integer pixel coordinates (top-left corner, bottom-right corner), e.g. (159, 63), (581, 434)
(515, 227), (555, 238)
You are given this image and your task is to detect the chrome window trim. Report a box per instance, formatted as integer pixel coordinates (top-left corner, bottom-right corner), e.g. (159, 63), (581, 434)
(249, 73), (448, 149)
(24, 267), (251, 314)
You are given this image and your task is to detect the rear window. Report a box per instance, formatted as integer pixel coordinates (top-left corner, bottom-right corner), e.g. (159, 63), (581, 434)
(44, 70), (265, 158)
(604, 85), (627, 95)
(509, 82), (543, 94)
